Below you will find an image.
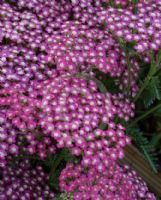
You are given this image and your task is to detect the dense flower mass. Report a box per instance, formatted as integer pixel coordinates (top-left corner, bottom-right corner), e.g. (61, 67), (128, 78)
(0, 74), (132, 167)
(0, 159), (55, 200)
(0, 45), (57, 87)
(98, 1), (161, 55)
(47, 24), (130, 76)
(1, 0), (156, 90)
(60, 163), (156, 200)
(0, 0), (159, 199)
(0, 83), (57, 165)
(0, 110), (20, 168)
(0, 0), (72, 87)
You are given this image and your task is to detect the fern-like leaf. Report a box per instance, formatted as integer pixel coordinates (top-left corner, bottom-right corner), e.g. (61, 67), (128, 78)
(126, 127), (159, 173)
(141, 76), (161, 108)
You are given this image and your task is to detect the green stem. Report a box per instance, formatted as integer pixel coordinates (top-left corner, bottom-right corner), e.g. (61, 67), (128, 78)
(134, 74), (152, 102)
(141, 146), (158, 173)
(127, 54), (132, 96)
(151, 132), (161, 147)
(129, 102), (161, 126)
(90, 76), (107, 93)
(98, 121), (108, 130)
(134, 66), (155, 102)
(134, 50), (161, 102)
(49, 149), (65, 178)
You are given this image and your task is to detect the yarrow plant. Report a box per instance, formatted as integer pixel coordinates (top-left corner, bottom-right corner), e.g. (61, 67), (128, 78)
(0, 0), (160, 199)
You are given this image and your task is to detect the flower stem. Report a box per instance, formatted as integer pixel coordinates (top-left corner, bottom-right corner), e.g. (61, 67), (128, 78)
(127, 54), (132, 97)
(128, 101), (161, 126)
(134, 50), (161, 102)
(49, 149), (65, 178)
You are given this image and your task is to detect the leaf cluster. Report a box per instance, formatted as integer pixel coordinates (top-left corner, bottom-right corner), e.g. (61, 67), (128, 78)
(126, 127), (159, 173)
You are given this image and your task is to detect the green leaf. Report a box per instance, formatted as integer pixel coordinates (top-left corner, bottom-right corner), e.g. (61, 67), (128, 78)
(93, 77), (107, 93)
(98, 121), (108, 130)
(101, 2), (108, 8)
(54, 196), (63, 200)
(133, 7), (138, 14)
(151, 132), (161, 147)
(126, 127), (159, 173)
(49, 150), (66, 190)
(141, 76), (161, 108)
(95, 71), (120, 94)
(62, 149), (77, 163)
(54, 193), (73, 200)
(134, 50), (161, 102)
(141, 145), (158, 173)
(126, 41), (136, 49)
(156, 48), (161, 67)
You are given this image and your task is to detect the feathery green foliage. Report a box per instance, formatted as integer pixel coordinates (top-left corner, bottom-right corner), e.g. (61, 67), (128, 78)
(141, 76), (161, 108)
(126, 127), (159, 173)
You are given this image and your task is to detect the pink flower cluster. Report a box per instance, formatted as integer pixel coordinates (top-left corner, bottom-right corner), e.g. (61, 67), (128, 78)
(0, 110), (19, 168)
(47, 24), (128, 76)
(0, 159), (55, 200)
(60, 163), (156, 200)
(0, 74), (132, 168)
(0, 1), (71, 87)
(0, 0), (144, 94)
(111, 93), (135, 120)
(0, 112), (57, 167)
(0, 1), (71, 47)
(101, 0), (136, 7)
(0, 45), (57, 87)
(98, 1), (161, 55)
